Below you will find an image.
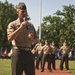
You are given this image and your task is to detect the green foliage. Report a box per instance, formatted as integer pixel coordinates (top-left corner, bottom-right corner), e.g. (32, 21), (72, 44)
(0, 0), (17, 49)
(37, 4), (75, 48)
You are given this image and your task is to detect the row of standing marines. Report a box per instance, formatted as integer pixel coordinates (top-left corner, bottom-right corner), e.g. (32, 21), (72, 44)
(31, 40), (71, 72)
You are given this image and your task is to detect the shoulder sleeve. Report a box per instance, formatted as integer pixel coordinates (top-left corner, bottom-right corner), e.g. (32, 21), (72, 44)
(7, 21), (15, 35)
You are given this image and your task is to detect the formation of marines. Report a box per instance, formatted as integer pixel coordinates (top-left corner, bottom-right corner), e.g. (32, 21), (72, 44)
(31, 40), (71, 72)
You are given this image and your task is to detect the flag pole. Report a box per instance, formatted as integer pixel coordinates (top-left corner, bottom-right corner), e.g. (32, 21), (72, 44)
(39, 0), (42, 40)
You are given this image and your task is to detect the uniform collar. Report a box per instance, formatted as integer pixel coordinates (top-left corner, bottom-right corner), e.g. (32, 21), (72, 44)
(16, 18), (22, 25)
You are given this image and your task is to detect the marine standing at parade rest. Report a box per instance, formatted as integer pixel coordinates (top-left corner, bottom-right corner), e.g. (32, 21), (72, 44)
(59, 42), (70, 70)
(35, 41), (43, 69)
(41, 40), (52, 72)
(50, 42), (58, 70)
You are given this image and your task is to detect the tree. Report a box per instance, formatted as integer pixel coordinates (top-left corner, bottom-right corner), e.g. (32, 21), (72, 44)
(0, 0), (17, 49)
(55, 5), (75, 47)
(37, 4), (75, 48)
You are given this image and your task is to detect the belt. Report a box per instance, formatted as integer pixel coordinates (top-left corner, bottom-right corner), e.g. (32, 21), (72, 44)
(13, 46), (31, 51)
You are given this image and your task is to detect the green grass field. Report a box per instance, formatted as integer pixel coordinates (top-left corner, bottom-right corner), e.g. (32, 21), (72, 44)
(56, 60), (75, 75)
(69, 60), (75, 75)
(0, 59), (11, 75)
(0, 59), (75, 75)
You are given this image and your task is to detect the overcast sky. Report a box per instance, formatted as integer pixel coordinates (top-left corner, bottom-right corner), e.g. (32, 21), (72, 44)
(1, 0), (75, 30)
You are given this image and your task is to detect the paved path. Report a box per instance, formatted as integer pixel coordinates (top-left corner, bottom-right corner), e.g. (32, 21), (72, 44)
(23, 63), (71, 75)
(35, 67), (71, 75)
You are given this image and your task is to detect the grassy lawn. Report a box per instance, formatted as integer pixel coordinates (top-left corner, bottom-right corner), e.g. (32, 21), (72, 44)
(68, 60), (75, 75)
(56, 59), (75, 75)
(0, 59), (11, 75)
(0, 59), (75, 75)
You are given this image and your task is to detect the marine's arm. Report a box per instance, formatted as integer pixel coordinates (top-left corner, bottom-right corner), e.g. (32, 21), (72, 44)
(7, 21), (28, 41)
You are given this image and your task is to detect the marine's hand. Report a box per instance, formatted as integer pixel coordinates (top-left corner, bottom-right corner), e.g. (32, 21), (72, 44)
(28, 33), (38, 43)
(28, 33), (34, 40)
(20, 21), (28, 29)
